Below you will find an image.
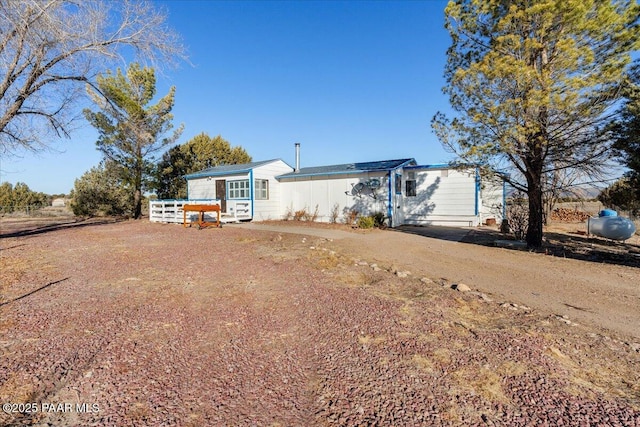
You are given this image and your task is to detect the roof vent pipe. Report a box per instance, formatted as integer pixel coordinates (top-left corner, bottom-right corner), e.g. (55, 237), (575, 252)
(295, 142), (300, 172)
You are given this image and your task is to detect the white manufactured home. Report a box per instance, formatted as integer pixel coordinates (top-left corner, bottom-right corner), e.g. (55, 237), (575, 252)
(150, 155), (505, 228)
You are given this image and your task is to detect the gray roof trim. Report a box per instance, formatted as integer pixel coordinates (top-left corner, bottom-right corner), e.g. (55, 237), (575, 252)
(184, 159), (285, 179)
(277, 158), (416, 180)
(404, 163), (452, 170)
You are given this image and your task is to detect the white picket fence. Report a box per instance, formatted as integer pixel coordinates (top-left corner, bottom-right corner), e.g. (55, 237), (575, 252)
(149, 199), (219, 224)
(149, 199), (252, 224)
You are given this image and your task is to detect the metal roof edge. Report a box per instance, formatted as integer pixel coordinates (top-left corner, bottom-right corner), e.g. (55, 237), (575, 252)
(276, 158), (416, 180)
(398, 158), (418, 168)
(407, 162), (477, 170)
(276, 169), (386, 180)
(184, 168), (251, 179)
(405, 163), (451, 170)
(183, 158), (286, 179)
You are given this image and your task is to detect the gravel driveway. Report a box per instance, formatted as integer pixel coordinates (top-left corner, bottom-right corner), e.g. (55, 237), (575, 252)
(1, 219), (639, 426)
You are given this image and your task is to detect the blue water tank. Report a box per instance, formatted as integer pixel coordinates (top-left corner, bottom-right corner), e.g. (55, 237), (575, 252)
(598, 209), (618, 217)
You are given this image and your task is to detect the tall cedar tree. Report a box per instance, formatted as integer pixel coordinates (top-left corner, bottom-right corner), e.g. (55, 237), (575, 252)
(154, 133), (252, 199)
(433, 0), (639, 247)
(84, 63), (183, 218)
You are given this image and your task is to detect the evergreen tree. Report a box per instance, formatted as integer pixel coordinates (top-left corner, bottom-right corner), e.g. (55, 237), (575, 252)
(432, 0), (639, 247)
(70, 161), (130, 217)
(154, 133), (251, 199)
(611, 63), (640, 203)
(0, 181), (48, 213)
(84, 63), (183, 218)
(598, 177), (640, 215)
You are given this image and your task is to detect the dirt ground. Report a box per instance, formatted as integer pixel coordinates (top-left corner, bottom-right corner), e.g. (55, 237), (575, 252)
(239, 219), (640, 339)
(0, 217), (639, 426)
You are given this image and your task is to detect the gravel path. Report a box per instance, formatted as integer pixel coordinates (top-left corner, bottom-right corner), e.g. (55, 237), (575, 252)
(1, 220), (639, 426)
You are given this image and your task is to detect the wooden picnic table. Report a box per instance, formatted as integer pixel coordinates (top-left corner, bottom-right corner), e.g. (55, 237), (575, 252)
(183, 204), (221, 229)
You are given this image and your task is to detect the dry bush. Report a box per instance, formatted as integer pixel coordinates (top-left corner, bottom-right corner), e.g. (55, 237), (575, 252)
(283, 206), (293, 221)
(343, 209), (359, 226)
(290, 206), (320, 221)
(293, 209), (306, 221)
(329, 203), (340, 223)
(307, 205), (319, 222)
(507, 192), (528, 240)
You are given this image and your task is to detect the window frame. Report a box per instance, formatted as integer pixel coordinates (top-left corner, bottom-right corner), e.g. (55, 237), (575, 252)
(254, 179), (269, 200)
(228, 179), (250, 199)
(406, 171), (417, 197)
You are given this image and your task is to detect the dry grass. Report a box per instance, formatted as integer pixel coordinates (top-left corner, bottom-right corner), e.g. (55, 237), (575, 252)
(358, 335), (387, 345)
(452, 367), (510, 403)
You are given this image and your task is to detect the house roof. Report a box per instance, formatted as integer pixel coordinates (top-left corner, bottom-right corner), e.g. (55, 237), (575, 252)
(404, 163), (452, 170)
(183, 159), (286, 179)
(277, 158), (416, 179)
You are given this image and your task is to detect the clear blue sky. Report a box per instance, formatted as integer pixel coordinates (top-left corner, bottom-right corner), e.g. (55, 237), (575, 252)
(1, 0), (454, 195)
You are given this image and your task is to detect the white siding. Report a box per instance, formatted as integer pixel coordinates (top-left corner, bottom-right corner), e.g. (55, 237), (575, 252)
(480, 175), (505, 224)
(279, 173), (389, 223)
(402, 168), (480, 226)
(187, 177), (217, 199)
(252, 160), (294, 220)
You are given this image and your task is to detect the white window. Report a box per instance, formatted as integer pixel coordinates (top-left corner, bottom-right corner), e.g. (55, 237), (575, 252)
(255, 179), (269, 200)
(228, 180), (249, 199)
(395, 173), (402, 194)
(406, 171), (416, 197)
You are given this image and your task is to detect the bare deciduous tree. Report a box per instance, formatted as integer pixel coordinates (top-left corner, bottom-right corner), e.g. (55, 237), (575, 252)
(0, 0), (185, 156)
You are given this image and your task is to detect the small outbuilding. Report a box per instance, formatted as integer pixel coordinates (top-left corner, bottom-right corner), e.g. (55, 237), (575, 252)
(51, 198), (66, 207)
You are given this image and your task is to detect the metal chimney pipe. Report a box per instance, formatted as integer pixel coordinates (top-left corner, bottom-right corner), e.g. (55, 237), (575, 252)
(295, 142), (300, 172)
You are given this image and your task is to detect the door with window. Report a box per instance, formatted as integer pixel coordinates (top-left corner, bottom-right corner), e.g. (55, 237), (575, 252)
(392, 172), (404, 226)
(215, 180), (226, 212)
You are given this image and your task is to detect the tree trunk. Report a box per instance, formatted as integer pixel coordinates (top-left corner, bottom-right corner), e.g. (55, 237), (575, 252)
(526, 179), (544, 248)
(134, 188), (142, 219)
(133, 151), (143, 219)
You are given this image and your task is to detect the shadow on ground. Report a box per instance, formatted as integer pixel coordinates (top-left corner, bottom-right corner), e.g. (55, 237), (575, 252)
(541, 231), (640, 268)
(0, 217), (124, 239)
(393, 225), (640, 269)
(393, 225), (504, 244)
(0, 277), (70, 307)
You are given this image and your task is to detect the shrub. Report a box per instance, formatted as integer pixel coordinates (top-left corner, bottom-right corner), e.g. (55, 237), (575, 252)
(372, 211), (386, 228)
(357, 216), (375, 229)
(70, 161), (129, 217)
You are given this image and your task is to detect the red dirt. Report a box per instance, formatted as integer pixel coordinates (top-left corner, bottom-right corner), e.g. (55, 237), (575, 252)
(0, 218), (639, 426)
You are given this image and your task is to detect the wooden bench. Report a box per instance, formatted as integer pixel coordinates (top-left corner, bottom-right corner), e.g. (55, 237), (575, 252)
(183, 204), (221, 229)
